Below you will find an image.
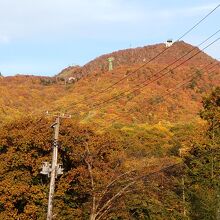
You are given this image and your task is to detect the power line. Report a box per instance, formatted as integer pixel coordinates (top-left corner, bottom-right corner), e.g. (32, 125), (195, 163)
(159, 62), (220, 100)
(127, 38), (220, 100)
(90, 36), (220, 111)
(178, 3), (220, 40)
(95, 61), (220, 124)
(67, 3), (220, 108)
(97, 3), (220, 94)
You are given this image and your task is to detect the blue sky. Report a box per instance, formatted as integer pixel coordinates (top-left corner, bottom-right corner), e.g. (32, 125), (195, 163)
(0, 0), (220, 76)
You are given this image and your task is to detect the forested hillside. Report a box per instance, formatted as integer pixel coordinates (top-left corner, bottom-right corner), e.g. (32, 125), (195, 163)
(0, 88), (219, 219)
(0, 41), (220, 127)
(0, 41), (219, 219)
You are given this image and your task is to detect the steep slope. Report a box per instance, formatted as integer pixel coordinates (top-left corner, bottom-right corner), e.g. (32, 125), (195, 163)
(58, 41), (215, 80)
(0, 42), (219, 220)
(1, 41), (219, 127)
(53, 41), (220, 126)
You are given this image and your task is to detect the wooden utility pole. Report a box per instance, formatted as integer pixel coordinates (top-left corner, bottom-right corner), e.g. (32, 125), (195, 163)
(212, 119), (220, 220)
(179, 149), (187, 218)
(217, 193), (220, 220)
(47, 116), (60, 220)
(41, 113), (71, 220)
(182, 176), (186, 217)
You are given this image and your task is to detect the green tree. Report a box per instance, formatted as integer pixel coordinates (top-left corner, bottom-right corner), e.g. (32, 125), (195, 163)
(184, 87), (220, 220)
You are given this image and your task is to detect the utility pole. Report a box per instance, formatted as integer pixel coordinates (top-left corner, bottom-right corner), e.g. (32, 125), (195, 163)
(182, 176), (186, 217)
(41, 112), (71, 220)
(217, 193), (220, 220)
(212, 119), (220, 220)
(179, 148), (187, 218)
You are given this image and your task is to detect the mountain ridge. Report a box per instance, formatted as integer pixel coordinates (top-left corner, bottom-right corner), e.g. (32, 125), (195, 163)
(1, 41), (219, 127)
(58, 41), (216, 80)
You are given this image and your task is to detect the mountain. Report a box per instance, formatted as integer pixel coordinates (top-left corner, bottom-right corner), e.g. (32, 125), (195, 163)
(1, 41), (219, 127)
(58, 41), (215, 80)
(54, 41), (220, 125)
(1, 41), (219, 220)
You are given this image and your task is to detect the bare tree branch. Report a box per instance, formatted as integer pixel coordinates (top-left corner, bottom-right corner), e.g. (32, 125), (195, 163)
(84, 143), (97, 220)
(96, 169), (135, 210)
(96, 180), (136, 220)
(95, 162), (181, 220)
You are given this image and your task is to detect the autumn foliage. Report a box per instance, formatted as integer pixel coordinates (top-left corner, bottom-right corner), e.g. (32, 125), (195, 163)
(0, 42), (219, 219)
